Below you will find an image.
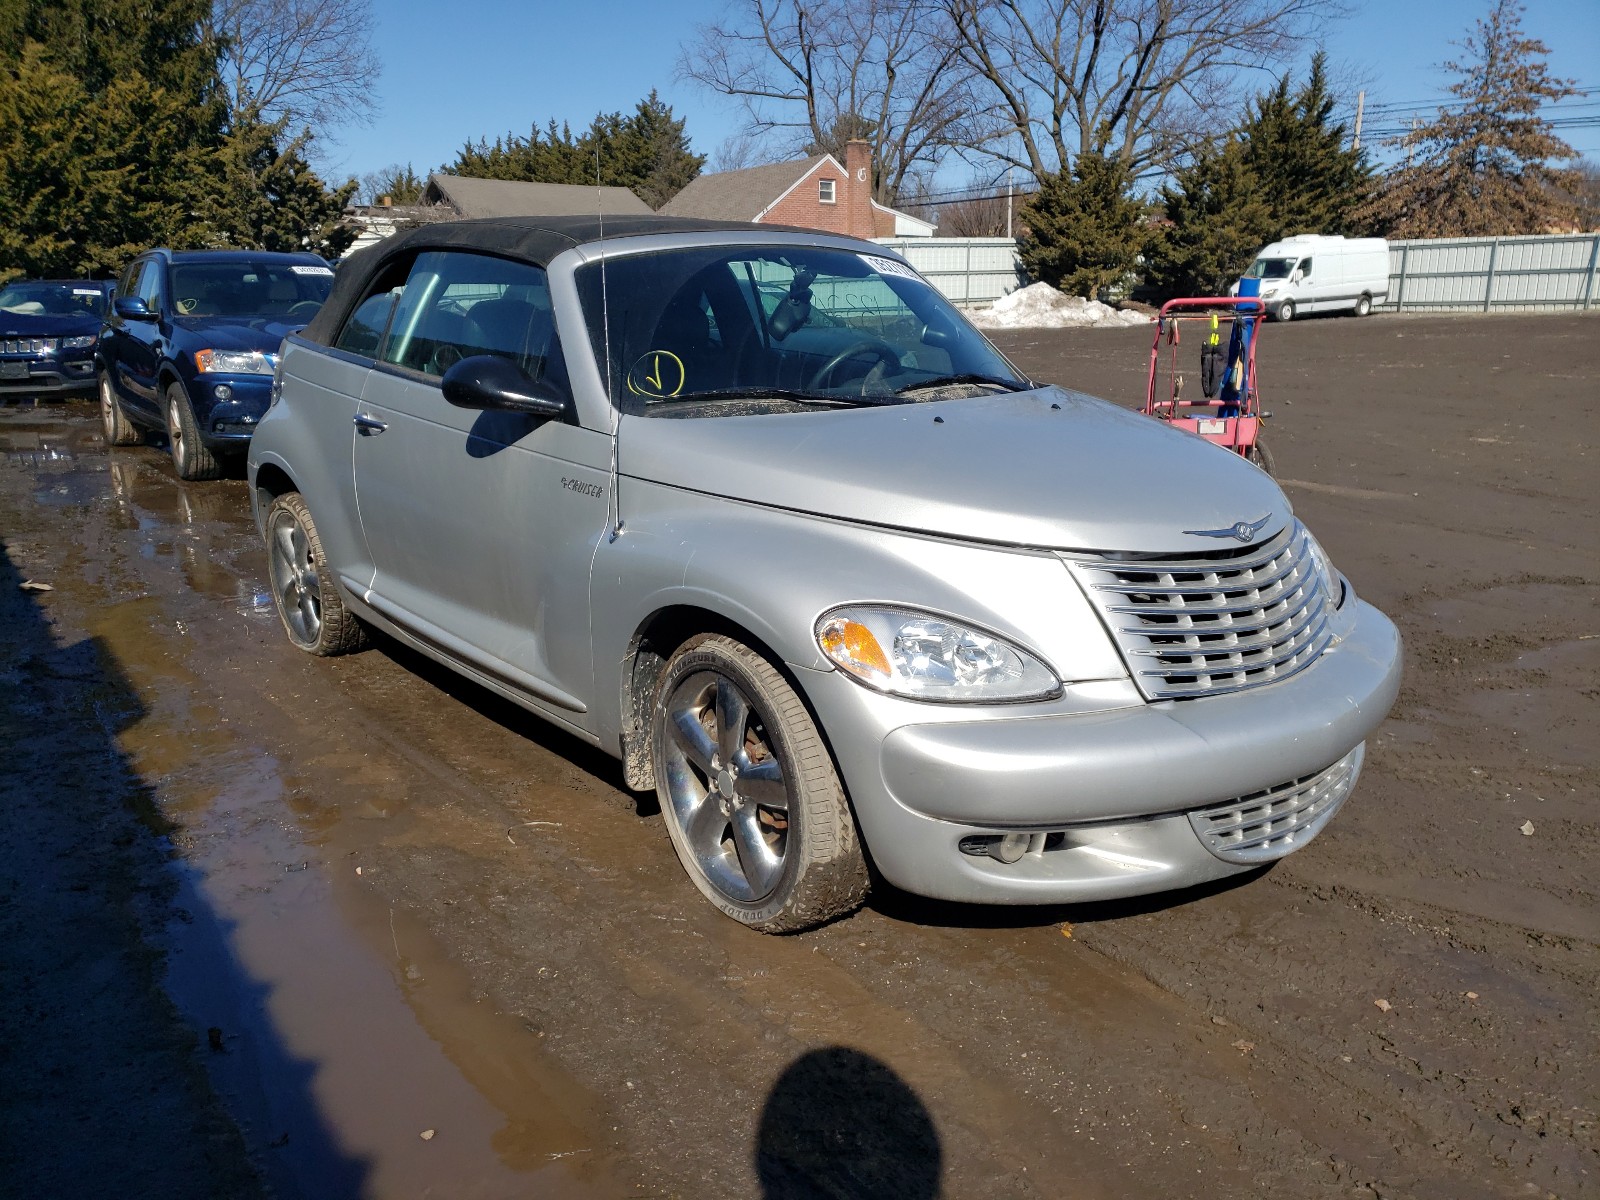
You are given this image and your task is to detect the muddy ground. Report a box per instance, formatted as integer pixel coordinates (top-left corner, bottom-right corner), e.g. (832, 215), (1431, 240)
(0, 313), (1594, 1200)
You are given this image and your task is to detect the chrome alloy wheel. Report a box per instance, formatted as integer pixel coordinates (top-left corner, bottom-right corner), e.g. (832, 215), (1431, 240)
(167, 393), (186, 465)
(267, 507), (324, 647)
(660, 670), (791, 903)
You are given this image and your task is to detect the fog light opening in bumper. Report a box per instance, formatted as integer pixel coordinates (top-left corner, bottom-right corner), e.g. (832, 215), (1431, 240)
(958, 831), (1052, 864)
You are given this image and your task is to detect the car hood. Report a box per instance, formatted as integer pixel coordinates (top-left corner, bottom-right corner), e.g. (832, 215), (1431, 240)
(0, 310), (102, 338)
(172, 316), (307, 351)
(618, 386), (1291, 553)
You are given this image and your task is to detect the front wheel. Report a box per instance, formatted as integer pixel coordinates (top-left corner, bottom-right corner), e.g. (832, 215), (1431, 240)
(165, 381), (221, 480)
(1273, 299), (1295, 322)
(265, 492), (369, 656)
(99, 371), (141, 446)
(651, 634), (869, 932)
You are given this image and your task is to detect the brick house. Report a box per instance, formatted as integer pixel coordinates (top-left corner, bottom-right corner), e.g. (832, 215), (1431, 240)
(661, 141), (935, 237)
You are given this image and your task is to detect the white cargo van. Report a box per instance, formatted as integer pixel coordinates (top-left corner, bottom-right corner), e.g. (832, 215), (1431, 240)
(1238, 235), (1389, 321)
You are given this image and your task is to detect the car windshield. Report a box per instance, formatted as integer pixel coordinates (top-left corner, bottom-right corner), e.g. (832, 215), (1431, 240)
(1248, 258), (1296, 280)
(576, 245), (1029, 415)
(168, 261), (333, 319)
(0, 281), (108, 318)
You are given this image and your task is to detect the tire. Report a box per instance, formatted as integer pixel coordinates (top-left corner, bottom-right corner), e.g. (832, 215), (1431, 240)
(1354, 293), (1372, 317)
(1247, 438), (1277, 475)
(1274, 299), (1295, 322)
(265, 492), (369, 656)
(651, 634), (869, 933)
(99, 371), (141, 446)
(164, 380), (221, 480)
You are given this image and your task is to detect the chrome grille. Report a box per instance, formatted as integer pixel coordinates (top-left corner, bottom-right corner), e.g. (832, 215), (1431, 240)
(1189, 747), (1363, 863)
(1, 338), (56, 354)
(1064, 522), (1335, 700)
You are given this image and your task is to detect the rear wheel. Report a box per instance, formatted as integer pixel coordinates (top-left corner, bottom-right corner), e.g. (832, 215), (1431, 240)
(1274, 299), (1296, 322)
(1247, 438), (1277, 475)
(265, 492), (369, 656)
(165, 381), (220, 480)
(99, 371), (141, 446)
(1354, 293), (1372, 317)
(652, 634), (869, 932)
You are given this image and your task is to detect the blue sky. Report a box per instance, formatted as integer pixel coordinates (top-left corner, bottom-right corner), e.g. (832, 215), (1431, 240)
(322, 0), (1600, 188)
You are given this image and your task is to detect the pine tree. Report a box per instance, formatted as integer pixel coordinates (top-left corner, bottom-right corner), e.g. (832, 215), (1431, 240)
(1019, 149), (1150, 298)
(448, 94), (703, 209)
(1359, 0), (1579, 236)
(1146, 138), (1276, 297)
(210, 111), (357, 258)
(1143, 56), (1368, 298)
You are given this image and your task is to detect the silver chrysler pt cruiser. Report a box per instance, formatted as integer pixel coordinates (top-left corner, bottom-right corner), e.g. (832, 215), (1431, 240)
(249, 215), (1401, 932)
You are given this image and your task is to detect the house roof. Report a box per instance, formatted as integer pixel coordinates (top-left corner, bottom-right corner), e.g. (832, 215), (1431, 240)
(659, 156), (831, 222)
(424, 173), (652, 219)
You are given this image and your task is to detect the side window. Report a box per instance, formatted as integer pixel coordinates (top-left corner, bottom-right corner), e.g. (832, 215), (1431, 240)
(135, 261), (164, 308)
(1299, 258), (1313, 279)
(333, 257), (412, 359)
(116, 262), (141, 301)
(380, 250), (560, 385)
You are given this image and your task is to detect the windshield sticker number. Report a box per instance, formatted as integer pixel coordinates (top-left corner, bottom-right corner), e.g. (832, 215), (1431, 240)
(290, 265), (335, 276)
(862, 255), (919, 281)
(626, 350), (685, 399)
(72, 287), (102, 296)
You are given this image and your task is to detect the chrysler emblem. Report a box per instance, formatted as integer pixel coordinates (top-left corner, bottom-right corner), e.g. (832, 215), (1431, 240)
(1184, 514), (1272, 543)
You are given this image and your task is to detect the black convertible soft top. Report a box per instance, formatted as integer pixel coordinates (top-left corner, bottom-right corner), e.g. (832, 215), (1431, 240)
(303, 214), (837, 347)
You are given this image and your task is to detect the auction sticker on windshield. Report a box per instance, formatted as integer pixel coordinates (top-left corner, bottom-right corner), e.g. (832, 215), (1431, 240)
(863, 255), (920, 281)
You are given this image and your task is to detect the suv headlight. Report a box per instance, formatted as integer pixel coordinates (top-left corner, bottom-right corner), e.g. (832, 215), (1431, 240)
(194, 349), (276, 375)
(816, 606), (1061, 702)
(61, 334), (97, 350)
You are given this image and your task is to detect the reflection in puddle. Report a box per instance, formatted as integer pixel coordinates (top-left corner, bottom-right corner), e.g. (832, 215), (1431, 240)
(19, 403), (619, 1197)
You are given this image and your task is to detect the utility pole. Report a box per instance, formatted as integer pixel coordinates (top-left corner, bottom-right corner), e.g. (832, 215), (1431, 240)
(1005, 168), (1013, 240)
(1405, 116), (1419, 168)
(1352, 90), (1365, 151)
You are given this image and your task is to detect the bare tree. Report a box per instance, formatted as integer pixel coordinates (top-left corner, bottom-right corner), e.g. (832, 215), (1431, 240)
(208, 0), (381, 133)
(943, 0), (1345, 180)
(680, 0), (978, 203)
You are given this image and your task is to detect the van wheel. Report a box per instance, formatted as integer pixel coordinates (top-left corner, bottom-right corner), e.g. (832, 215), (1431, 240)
(1274, 299), (1295, 322)
(652, 634), (869, 933)
(1355, 294), (1372, 317)
(100, 371), (142, 446)
(165, 381), (221, 480)
(265, 492), (370, 656)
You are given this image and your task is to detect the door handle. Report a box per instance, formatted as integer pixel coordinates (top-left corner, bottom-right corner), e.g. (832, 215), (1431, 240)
(354, 413), (387, 435)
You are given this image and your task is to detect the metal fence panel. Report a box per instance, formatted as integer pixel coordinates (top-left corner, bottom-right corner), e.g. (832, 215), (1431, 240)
(1380, 233), (1600, 314)
(874, 237), (1025, 307)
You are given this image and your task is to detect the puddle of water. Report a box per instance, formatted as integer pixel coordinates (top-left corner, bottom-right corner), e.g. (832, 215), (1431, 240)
(39, 430), (624, 1198)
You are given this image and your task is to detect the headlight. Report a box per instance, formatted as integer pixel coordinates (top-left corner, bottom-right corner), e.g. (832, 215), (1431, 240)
(61, 334), (96, 350)
(1301, 526), (1346, 609)
(194, 349), (276, 375)
(816, 606), (1060, 703)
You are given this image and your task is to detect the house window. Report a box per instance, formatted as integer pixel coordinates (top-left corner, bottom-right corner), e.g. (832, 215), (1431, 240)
(819, 178), (836, 204)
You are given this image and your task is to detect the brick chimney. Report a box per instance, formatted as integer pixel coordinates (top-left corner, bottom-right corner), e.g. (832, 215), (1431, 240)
(843, 139), (874, 239)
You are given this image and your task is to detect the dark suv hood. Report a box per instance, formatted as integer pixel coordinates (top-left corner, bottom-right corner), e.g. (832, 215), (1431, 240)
(0, 310), (102, 338)
(173, 316), (307, 351)
(619, 386), (1291, 554)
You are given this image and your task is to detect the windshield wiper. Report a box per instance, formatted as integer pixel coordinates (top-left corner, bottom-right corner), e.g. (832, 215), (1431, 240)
(892, 373), (1029, 395)
(646, 386), (873, 408)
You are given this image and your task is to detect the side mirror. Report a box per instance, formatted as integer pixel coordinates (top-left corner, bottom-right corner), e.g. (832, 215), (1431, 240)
(1290, 269), (1303, 284)
(920, 310), (961, 349)
(441, 355), (566, 418)
(113, 296), (156, 321)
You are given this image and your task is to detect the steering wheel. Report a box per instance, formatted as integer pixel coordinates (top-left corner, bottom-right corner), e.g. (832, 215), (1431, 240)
(808, 337), (902, 391)
(287, 300), (321, 319)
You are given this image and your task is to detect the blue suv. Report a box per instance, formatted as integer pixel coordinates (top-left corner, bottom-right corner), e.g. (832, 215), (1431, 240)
(99, 248), (334, 479)
(0, 279), (114, 398)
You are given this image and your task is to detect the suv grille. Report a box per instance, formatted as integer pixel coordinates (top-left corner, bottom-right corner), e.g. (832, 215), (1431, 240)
(1188, 747), (1363, 863)
(1065, 522), (1335, 700)
(1, 338), (56, 355)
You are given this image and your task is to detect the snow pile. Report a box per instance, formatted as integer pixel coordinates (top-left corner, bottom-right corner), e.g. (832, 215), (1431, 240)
(970, 282), (1149, 329)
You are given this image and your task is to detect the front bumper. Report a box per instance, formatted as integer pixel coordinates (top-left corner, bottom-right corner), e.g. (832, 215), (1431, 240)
(801, 598), (1401, 904)
(191, 374), (272, 446)
(0, 355), (97, 395)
